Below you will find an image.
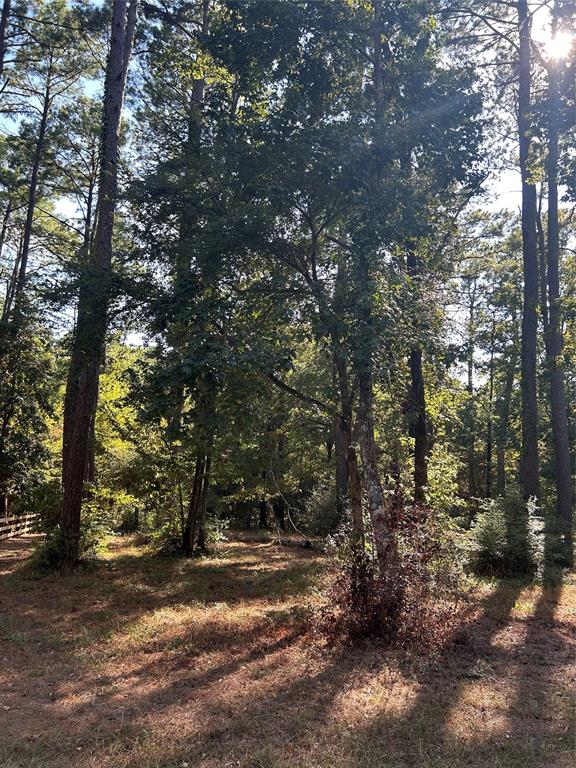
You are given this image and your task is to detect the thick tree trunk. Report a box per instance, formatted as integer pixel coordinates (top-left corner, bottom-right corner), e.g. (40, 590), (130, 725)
(349, 0), (398, 588)
(517, 0), (540, 501)
(357, 367), (398, 586)
(61, 0), (137, 565)
(545, 19), (573, 564)
(333, 349), (364, 544)
(182, 380), (215, 555)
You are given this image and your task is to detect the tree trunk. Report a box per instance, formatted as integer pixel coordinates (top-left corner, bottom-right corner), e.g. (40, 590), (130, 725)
(536, 191), (549, 334)
(61, 0), (137, 565)
(259, 498), (268, 529)
(485, 323), (496, 498)
(357, 366), (398, 585)
(333, 349), (364, 544)
(0, 198), (11, 264)
(545, 13), (573, 563)
(496, 341), (518, 496)
(334, 421), (349, 515)
(273, 496), (285, 532)
(0, 0), (11, 80)
(404, 240), (429, 504)
(349, 0), (398, 588)
(196, 452), (211, 553)
(183, 456), (203, 555)
(408, 347), (428, 503)
(517, 0), (540, 501)
(466, 287), (477, 499)
(1, 234), (20, 326)
(182, 379), (216, 555)
(5, 77), (51, 324)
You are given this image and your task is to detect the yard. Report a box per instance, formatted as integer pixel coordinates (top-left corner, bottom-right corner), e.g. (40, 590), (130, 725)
(0, 533), (574, 768)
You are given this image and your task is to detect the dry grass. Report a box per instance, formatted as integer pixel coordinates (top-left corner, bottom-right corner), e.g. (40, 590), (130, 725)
(0, 532), (574, 768)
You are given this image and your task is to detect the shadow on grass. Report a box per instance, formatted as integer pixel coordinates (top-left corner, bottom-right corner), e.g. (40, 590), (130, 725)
(1, 533), (574, 768)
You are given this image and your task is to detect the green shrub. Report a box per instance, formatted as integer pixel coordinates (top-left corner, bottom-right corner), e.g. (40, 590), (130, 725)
(13, 477), (63, 532)
(469, 495), (539, 577)
(149, 520), (182, 554)
(301, 474), (340, 537)
(31, 519), (102, 572)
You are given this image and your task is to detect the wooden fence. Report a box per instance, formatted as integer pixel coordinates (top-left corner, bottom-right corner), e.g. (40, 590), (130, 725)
(0, 513), (41, 541)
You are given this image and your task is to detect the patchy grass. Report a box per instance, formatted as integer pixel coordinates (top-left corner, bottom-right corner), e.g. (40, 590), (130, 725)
(0, 532), (574, 768)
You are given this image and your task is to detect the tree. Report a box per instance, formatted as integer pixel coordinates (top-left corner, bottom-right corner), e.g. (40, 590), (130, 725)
(517, 0), (541, 503)
(61, 0), (137, 564)
(541, 0), (573, 564)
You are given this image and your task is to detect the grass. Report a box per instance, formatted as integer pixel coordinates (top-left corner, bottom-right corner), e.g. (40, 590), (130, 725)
(0, 532), (574, 768)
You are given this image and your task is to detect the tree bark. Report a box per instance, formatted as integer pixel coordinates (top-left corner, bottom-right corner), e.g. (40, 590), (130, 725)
(4, 74), (51, 324)
(183, 455), (203, 554)
(61, 0), (137, 565)
(196, 452), (211, 552)
(544, 12), (573, 563)
(0, 0), (11, 80)
(466, 281), (478, 498)
(334, 420), (349, 515)
(258, 497), (268, 529)
(408, 347), (428, 503)
(405, 243), (429, 503)
(486, 324), (495, 498)
(357, 366), (398, 583)
(517, 0), (540, 501)
(348, 0), (398, 587)
(333, 349), (364, 544)
(273, 496), (285, 532)
(496, 340), (518, 496)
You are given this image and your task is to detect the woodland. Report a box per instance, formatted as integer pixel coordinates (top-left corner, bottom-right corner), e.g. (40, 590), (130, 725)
(0, 1), (575, 767)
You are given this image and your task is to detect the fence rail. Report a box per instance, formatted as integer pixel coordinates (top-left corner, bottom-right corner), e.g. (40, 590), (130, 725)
(0, 513), (41, 541)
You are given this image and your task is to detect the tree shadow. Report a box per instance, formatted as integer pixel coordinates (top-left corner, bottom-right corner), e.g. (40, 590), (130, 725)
(504, 525), (572, 763)
(1, 533), (573, 768)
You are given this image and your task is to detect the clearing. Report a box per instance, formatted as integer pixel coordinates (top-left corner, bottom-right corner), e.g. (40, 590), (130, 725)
(0, 533), (574, 768)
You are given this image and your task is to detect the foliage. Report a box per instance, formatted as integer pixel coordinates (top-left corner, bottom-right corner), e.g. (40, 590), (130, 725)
(469, 495), (539, 577)
(320, 505), (468, 653)
(300, 473), (341, 537)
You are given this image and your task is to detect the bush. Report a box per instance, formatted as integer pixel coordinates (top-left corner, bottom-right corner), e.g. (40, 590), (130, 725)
(320, 504), (468, 653)
(30, 484), (123, 571)
(204, 510), (229, 545)
(468, 495), (539, 577)
(301, 475), (341, 537)
(426, 444), (467, 515)
(31, 518), (103, 572)
(149, 520), (183, 555)
(13, 477), (63, 532)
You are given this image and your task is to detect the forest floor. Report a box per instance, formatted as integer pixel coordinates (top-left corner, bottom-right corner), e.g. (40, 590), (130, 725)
(0, 532), (574, 768)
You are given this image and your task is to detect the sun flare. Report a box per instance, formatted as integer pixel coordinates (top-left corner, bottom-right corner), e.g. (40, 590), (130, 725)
(545, 30), (574, 60)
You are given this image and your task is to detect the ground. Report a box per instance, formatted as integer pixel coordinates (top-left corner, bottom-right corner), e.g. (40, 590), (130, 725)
(0, 532), (574, 768)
